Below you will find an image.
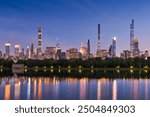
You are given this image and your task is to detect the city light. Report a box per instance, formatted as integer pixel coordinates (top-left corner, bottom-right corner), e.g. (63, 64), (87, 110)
(0, 19), (149, 60)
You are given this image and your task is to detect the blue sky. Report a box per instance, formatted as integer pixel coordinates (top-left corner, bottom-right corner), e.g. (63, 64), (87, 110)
(0, 0), (150, 55)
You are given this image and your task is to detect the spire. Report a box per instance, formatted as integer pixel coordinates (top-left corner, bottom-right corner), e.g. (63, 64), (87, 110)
(81, 42), (83, 48)
(56, 36), (60, 48)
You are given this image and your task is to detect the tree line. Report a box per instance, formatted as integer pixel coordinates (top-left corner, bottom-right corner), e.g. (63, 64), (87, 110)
(0, 57), (150, 68)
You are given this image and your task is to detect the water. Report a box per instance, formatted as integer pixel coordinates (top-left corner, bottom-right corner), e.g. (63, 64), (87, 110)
(0, 75), (150, 100)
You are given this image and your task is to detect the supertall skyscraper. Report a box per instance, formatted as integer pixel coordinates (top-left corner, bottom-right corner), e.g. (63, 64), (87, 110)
(96, 24), (101, 56)
(87, 39), (90, 58)
(130, 19), (134, 57)
(98, 24), (100, 51)
(38, 26), (42, 53)
(112, 37), (116, 57)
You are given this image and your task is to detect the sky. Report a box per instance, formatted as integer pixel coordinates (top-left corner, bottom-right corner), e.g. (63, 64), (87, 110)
(0, 0), (150, 56)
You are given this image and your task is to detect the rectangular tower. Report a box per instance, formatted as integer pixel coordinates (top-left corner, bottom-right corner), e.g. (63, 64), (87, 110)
(87, 39), (90, 58)
(38, 27), (42, 53)
(130, 19), (134, 57)
(112, 37), (116, 57)
(96, 24), (101, 56)
(98, 24), (100, 51)
(5, 42), (11, 58)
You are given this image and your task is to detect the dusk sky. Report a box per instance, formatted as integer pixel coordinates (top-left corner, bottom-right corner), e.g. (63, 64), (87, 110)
(0, 0), (150, 55)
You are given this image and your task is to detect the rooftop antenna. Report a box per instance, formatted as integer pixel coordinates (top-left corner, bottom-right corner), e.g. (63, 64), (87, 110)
(56, 36), (60, 48)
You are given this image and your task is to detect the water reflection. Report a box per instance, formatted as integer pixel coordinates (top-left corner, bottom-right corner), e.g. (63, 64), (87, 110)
(80, 78), (88, 100)
(0, 75), (150, 100)
(97, 80), (101, 100)
(112, 80), (117, 100)
(14, 80), (20, 100)
(4, 83), (10, 100)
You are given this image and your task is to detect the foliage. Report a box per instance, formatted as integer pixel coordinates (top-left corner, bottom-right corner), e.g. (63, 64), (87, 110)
(0, 57), (150, 68)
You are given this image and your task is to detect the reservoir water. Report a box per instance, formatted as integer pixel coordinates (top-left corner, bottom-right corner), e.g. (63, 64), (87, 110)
(0, 69), (150, 100)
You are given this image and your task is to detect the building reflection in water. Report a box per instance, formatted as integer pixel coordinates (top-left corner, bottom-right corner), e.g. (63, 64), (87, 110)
(97, 80), (101, 100)
(38, 78), (42, 100)
(27, 78), (31, 99)
(1, 74), (150, 100)
(112, 80), (117, 100)
(33, 79), (37, 100)
(4, 82), (10, 100)
(52, 77), (60, 99)
(99, 78), (109, 99)
(133, 79), (139, 100)
(80, 78), (88, 100)
(14, 80), (20, 100)
(145, 79), (148, 99)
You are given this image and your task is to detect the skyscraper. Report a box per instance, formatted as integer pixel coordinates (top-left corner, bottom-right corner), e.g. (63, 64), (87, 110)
(87, 39), (90, 58)
(133, 38), (139, 57)
(130, 19), (134, 57)
(14, 43), (21, 58)
(97, 24), (101, 54)
(5, 42), (11, 58)
(112, 37), (116, 57)
(30, 43), (34, 59)
(80, 46), (88, 60)
(26, 46), (30, 59)
(38, 26), (42, 53)
(109, 37), (116, 58)
(0, 51), (2, 58)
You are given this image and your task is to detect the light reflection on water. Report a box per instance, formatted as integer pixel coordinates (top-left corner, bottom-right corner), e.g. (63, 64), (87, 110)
(0, 76), (150, 100)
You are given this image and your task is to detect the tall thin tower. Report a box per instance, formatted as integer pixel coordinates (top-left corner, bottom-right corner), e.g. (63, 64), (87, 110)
(98, 24), (100, 52)
(112, 37), (116, 57)
(130, 19), (134, 57)
(38, 26), (42, 53)
(87, 39), (90, 58)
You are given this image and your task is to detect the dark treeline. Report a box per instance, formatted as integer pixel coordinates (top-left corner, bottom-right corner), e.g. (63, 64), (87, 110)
(0, 57), (150, 68)
(0, 69), (149, 78)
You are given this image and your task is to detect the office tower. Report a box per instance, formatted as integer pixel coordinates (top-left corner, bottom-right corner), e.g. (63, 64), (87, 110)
(66, 48), (79, 59)
(20, 48), (25, 59)
(130, 19), (134, 57)
(120, 50), (131, 59)
(38, 26), (42, 53)
(109, 37), (116, 58)
(87, 39), (90, 58)
(133, 38), (139, 57)
(55, 37), (61, 60)
(5, 42), (11, 58)
(30, 43), (34, 59)
(14, 43), (21, 58)
(45, 47), (57, 59)
(112, 37), (116, 57)
(109, 45), (113, 57)
(97, 24), (101, 55)
(0, 51), (2, 58)
(26, 46), (30, 59)
(59, 52), (66, 60)
(80, 46), (88, 60)
(99, 49), (108, 58)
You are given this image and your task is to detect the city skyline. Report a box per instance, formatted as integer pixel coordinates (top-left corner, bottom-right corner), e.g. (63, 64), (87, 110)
(1, 0), (150, 56)
(0, 19), (147, 59)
